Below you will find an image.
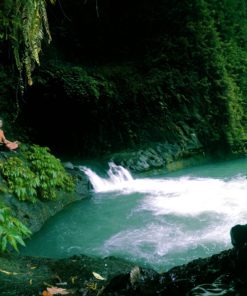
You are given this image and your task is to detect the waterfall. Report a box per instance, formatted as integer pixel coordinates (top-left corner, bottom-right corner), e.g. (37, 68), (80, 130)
(79, 162), (134, 192)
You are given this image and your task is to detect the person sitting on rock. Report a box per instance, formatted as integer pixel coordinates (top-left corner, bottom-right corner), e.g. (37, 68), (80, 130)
(0, 118), (19, 151)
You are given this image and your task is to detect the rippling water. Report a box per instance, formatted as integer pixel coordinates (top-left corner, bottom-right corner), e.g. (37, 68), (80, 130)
(20, 158), (247, 272)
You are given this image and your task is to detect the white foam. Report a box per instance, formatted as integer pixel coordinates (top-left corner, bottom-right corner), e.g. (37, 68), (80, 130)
(82, 163), (247, 221)
(80, 163), (247, 269)
(140, 176), (247, 218)
(80, 162), (134, 192)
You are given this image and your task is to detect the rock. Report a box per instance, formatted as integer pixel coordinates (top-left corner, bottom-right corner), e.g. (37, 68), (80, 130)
(230, 224), (247, 272)
(0, 230), (247, 296)
(63, 161), (75, 170)
(230, 224), (247, 248)
(0, 254), (136, 296)
(187, 274), (235, 296)
(0, 165), (90, 233)
(109, 138), (205, 174)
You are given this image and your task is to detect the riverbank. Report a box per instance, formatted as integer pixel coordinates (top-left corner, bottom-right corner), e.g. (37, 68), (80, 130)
(1, 244), (246, 295)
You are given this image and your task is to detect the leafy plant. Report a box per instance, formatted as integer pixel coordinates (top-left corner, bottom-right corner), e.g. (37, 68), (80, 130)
(0, 203), (31, 252)
(23, 145), (75, 200)
(0, 157), (38, 202)
(0, 144), (75, 253)
(0, 0), (55, 86)
(0, 145), (75, 202)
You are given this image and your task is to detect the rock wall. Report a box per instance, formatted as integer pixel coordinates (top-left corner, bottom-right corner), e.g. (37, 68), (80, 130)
(109, 134), (206, 174)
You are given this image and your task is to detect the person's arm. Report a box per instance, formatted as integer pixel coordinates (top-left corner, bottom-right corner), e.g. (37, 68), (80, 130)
(0, 130), (7, 144)
(1, 130), (19, 150)
(2, 132), (10, 144)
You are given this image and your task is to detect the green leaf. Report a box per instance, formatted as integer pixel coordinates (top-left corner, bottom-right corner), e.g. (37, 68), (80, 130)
(1, 236), (7, 251)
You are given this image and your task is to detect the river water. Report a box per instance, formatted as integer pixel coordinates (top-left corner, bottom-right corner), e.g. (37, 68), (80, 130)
(20, 157), (247, 272)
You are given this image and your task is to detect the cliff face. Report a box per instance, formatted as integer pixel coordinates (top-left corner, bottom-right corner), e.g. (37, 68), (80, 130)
(2, 0), (247, 159)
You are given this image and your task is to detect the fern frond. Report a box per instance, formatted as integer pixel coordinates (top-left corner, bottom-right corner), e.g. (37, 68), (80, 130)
(24, 55), (33, 86)
(13, 47), (22, 71)
(39, 0), (52, 43)
(4, 0), (53, 85)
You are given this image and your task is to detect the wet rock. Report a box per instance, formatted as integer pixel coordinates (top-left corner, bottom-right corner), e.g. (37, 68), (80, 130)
(230, 224), (247, 249)
(63, 161), (75, 170)
(110, 137), (204, 174)
(66, 165), (90, 195)
(187, 274), (235, 295)
(1, 191), (86, 233)
(1, 241), (247, 296)
(0, 163), (90, 233)
(104, 266), (162, 296)
(0, 254), (137, 296)
(0, 254), (54, 296)
(230, 224), (247, 272)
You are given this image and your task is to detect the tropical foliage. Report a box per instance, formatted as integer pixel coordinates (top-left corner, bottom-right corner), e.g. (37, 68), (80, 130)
(0, 157), (38, 202)
(0, 144), (75, 252)
(0, 203), (31, 252)
(23, 145), (75, 200)
(15, 0), (246, 157)
(0, 145), (75, 202)
(0, 0), (55, 85)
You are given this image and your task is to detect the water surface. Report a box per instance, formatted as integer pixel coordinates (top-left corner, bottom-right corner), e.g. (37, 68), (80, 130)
(21, 158), (247, 272)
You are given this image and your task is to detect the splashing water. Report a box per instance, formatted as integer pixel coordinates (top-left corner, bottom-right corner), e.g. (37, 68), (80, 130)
(21, 158), (247, 271)
(79, 162), (133, 192)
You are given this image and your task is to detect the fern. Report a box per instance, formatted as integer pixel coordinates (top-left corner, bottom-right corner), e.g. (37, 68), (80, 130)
(1, 0), (55, 86)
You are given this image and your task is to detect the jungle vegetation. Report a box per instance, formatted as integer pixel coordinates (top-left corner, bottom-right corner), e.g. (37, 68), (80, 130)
(1, 0), (247, 157)
(0, 144), (75, 252)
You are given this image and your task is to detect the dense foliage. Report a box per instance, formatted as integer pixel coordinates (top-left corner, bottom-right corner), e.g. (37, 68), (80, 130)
(0, 157), (38, 202)
(23, 145), (75, 199)
(2, 0), (247, 157)
(0, 145), (75, 201)
(0, 0), (55, 86)
(0, 145), (75, 252)
(14, 0), (246, 157)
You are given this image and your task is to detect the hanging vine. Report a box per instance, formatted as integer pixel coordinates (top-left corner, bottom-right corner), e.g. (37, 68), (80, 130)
(0, 0), (55, 86)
